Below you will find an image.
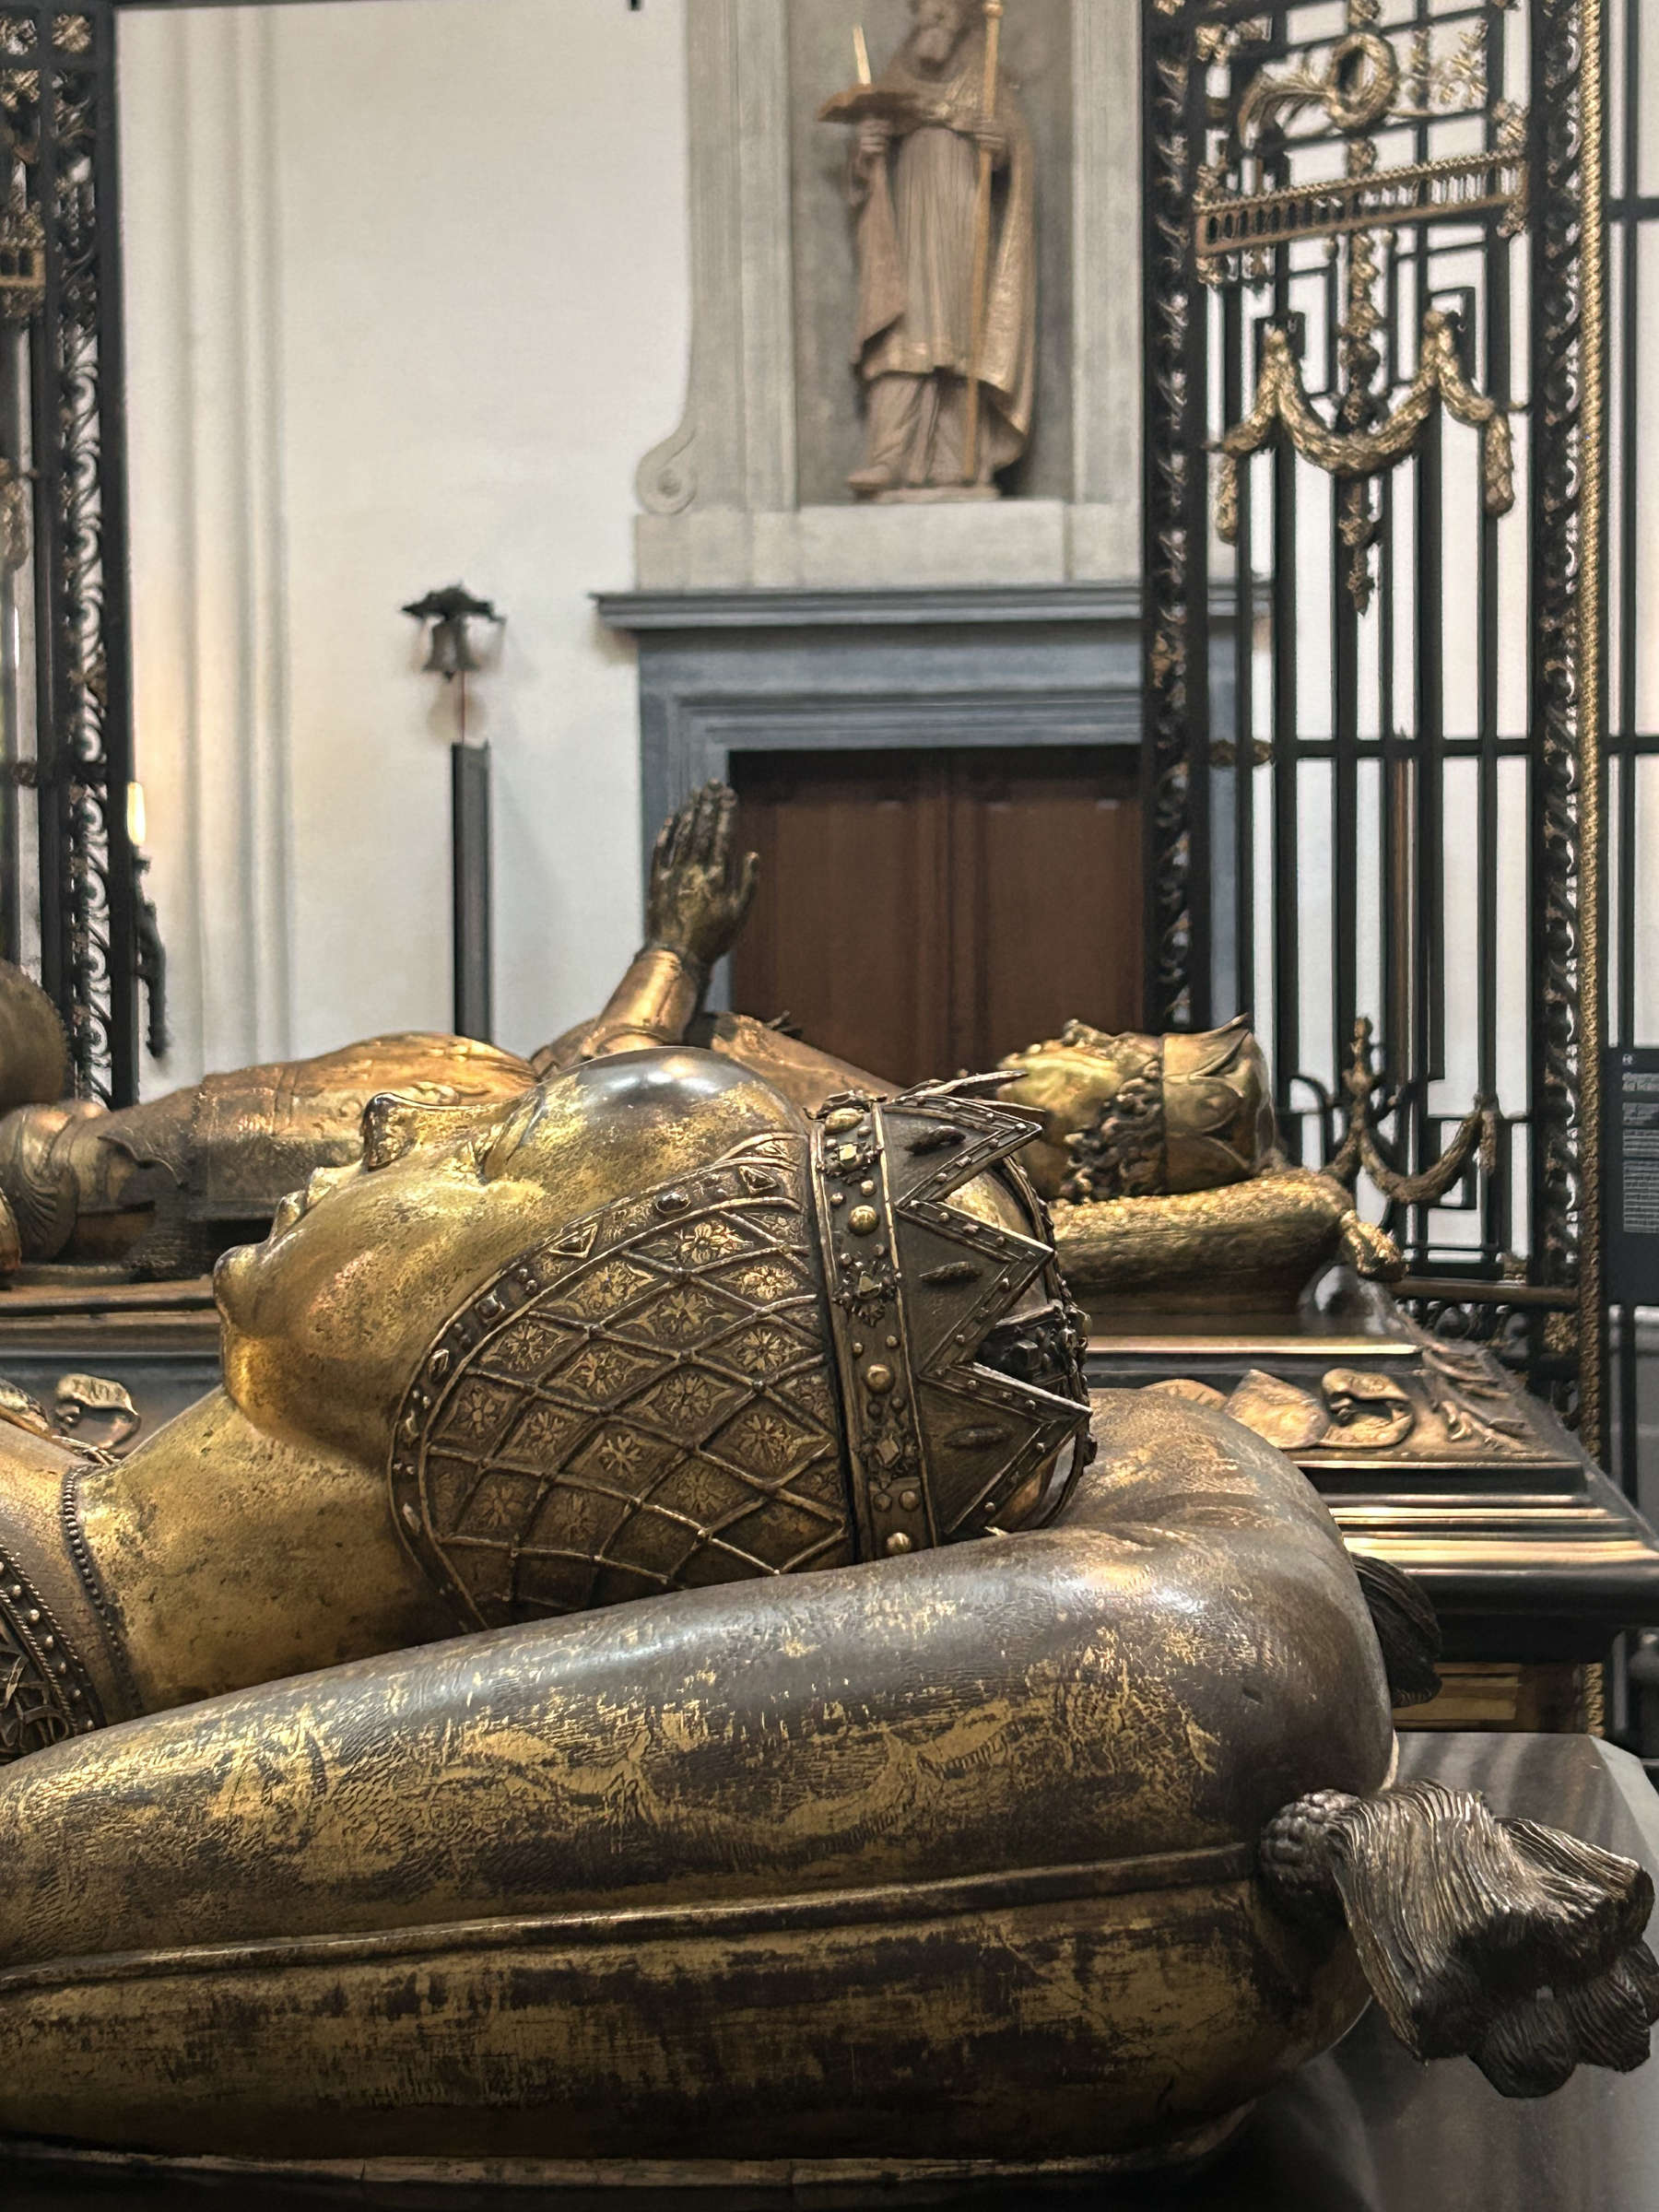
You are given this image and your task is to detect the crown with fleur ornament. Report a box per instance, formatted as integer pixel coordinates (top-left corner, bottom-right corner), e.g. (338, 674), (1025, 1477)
(808, 1079), (1093, 1561)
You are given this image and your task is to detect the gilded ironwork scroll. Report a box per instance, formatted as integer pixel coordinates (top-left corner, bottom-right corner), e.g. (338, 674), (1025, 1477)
(1215, 312), (1516, 612)
(1327, 1017), (1500, 1210)
(1205, 0), (1522, 611)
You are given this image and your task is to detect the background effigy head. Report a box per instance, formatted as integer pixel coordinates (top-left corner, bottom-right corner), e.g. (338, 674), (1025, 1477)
(999, 1014), (1278, 1203)
(216, 1049), (1089, 1624)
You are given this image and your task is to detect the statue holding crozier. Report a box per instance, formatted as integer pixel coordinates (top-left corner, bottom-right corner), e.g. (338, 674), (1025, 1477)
(821, 1), (1035, 499)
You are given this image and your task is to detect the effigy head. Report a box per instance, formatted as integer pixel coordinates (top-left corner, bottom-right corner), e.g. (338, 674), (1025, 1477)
(999, 1013), (1278, 1203)
(216, 1048), (1091, 1625)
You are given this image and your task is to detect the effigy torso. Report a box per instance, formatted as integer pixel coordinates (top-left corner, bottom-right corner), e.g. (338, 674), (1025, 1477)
(161, 1032), (535, 1210)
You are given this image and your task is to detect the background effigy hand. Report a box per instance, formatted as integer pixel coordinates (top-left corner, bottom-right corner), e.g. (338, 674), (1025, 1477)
(645, 781), (759, 972)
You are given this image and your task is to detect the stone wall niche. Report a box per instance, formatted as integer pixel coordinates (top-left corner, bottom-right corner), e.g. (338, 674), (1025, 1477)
(632, 0), (1141, 592)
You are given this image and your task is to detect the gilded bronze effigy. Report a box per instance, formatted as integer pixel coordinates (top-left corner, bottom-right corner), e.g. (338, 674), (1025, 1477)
(0, 780), (1381, 1309)
(0, 789), (1641, 2169)
(0, 1037), (1636, 2166)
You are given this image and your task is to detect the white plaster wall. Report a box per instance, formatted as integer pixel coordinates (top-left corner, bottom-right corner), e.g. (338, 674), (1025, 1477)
(119, 0), (689, 1088)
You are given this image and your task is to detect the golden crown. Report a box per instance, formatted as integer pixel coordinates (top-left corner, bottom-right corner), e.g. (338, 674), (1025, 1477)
(809, 1081), (1093, 1559)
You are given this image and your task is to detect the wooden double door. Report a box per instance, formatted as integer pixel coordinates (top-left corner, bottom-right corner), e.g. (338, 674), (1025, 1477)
(729, 747), (1142, 1091)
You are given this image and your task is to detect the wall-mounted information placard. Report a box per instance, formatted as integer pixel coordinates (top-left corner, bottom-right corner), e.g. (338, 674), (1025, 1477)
(1606, 1049), (1659, 1303)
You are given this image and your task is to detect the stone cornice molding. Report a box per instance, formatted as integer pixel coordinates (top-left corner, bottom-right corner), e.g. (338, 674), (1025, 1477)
(596, 582), (1239, 632)
(598, 582), (1143, 631)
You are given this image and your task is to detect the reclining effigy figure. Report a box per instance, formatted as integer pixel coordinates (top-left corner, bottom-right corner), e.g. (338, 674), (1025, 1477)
(0, 1021), (1645, 2168)
(532, 784), (1396, 1311)
(531, 783), (1396, 1307)
(0, 784), (1390, 1308)
(0, 979), (533, 1277)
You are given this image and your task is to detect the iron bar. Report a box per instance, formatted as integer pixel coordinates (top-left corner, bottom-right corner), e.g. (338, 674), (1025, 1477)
(1573, 0), (1608, 1461)
(1140, 5), (1210, 1031)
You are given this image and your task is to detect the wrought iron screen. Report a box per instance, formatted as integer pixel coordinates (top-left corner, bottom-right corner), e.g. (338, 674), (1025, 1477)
(1606, 0), (1658, 1512)
(0, 2), (143, 1107)
(1142, 0), (1607, 1444)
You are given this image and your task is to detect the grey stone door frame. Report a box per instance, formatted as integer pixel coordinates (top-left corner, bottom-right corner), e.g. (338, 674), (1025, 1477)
(596, 582), (1144, 865)
(596, 582), (1237, 1013)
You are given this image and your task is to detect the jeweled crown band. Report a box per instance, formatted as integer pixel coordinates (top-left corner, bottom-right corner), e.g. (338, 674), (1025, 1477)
(811, 1085), (1093, 1561)
(812, 1095), (934, 1561)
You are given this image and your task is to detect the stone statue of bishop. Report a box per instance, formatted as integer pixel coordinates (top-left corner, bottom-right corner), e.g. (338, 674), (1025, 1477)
(839, 0), (1036, 500)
